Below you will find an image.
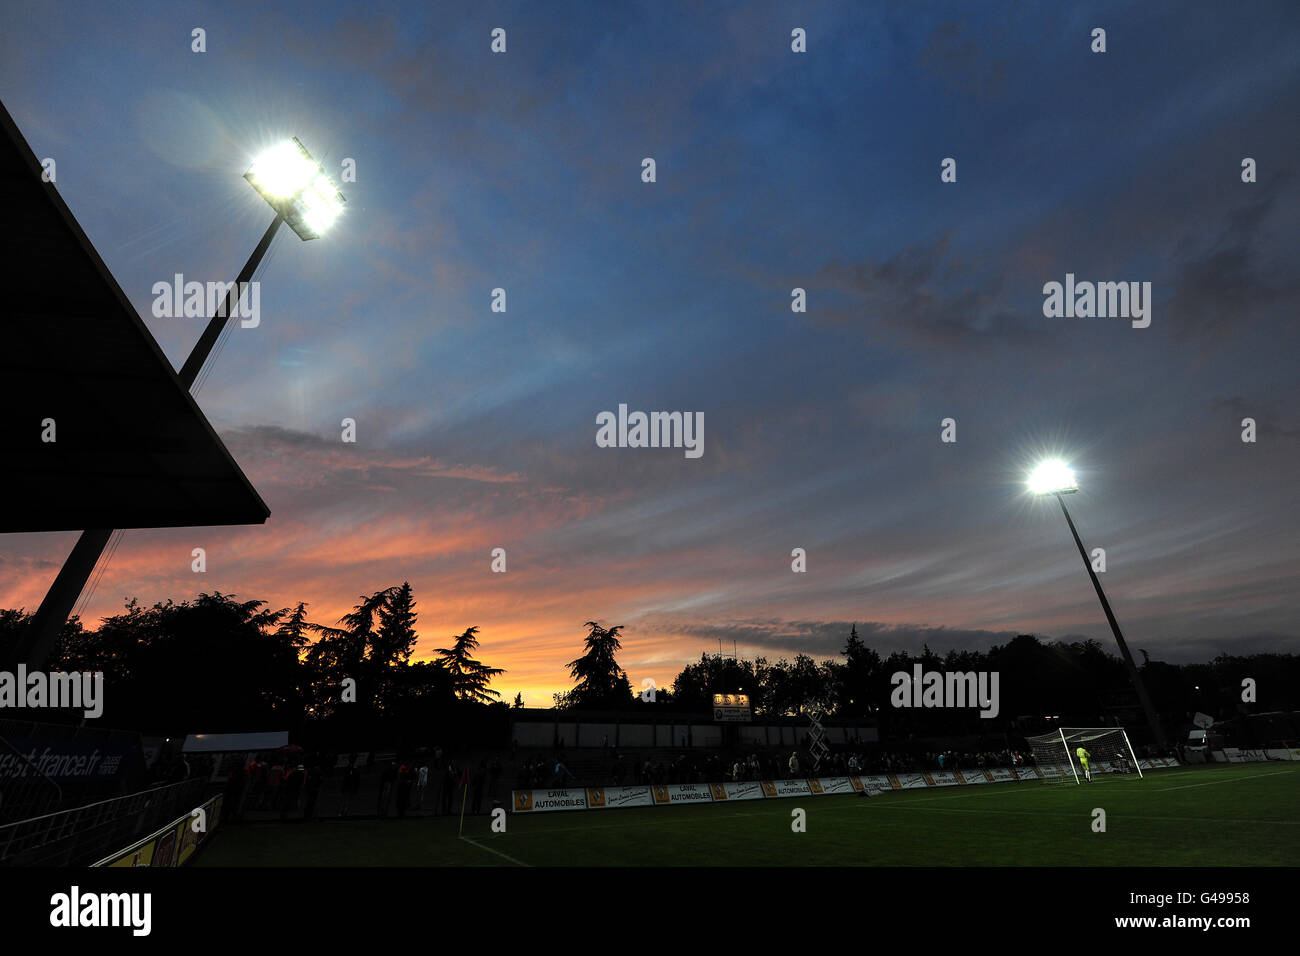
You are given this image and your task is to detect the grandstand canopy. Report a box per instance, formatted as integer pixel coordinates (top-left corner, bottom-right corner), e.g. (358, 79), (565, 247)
(183, 731), (290, 753)
(0, 98), (269, 533)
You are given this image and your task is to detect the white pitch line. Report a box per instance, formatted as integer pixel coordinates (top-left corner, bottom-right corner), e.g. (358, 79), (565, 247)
(515, 806), (774, 836)
(459, 835), (531, 867)
(871, 804), (1300, 825)
(1150, 769), (1295, 792)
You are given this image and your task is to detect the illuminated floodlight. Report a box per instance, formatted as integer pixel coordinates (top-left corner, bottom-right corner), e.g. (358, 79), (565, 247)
(244, 137), (345, 240)
(1027, 459), (1078, 496)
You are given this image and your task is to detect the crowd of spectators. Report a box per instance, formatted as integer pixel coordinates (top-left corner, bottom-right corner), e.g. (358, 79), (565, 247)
(579, 746), (1037, 786)
(205, 738), (1185, 822)
(475, 739), (1181, 793)
(215, 747), (505, 823)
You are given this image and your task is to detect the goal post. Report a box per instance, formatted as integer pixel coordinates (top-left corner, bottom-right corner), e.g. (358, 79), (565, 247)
(1059, 728), (1080, 785)
(1025, 727), (1143, 783)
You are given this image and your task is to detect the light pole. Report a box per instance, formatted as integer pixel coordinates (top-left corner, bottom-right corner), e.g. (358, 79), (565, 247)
(12, 139), (345, 669)
(1028, 460), (1166, 746)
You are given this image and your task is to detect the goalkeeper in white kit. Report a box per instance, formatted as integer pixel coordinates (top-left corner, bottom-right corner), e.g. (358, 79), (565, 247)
(1076, 746), (1092, 781)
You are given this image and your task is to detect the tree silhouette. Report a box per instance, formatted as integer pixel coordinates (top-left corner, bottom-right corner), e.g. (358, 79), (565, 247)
(837, 623), (882, 716)
(374, 582), (419, 668)
(45, 592), (298, 731)
(435, 626), (504, 702)
(566, 621), (633, 709)
(275, 602), (312, 652)
(303, 587), (397, 715)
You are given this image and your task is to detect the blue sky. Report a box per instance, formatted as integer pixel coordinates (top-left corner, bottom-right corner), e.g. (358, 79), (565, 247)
(2, 1), (1298, 698)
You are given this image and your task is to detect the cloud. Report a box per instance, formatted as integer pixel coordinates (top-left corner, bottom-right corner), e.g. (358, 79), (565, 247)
(918, 21), (1010, 100)
(1162, 172), (1300, 342)
(638, 617), (1024, 660)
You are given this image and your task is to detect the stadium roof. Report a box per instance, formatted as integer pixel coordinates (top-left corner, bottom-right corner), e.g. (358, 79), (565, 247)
(183, 731), (290, 753)
(0, 98), (270, 533)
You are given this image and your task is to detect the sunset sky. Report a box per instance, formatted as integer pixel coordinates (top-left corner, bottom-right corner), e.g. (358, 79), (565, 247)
(2, 1), (1298, 703)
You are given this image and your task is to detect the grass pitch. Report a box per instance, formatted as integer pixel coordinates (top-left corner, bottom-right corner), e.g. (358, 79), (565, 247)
(196, 763), (1299, 867)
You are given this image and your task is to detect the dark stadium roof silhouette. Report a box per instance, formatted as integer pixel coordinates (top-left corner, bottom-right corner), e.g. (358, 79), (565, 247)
(0, 98), (269, 533)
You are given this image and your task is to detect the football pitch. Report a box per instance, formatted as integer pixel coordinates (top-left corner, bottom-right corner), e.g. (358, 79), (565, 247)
(196, 763), (1299, 867)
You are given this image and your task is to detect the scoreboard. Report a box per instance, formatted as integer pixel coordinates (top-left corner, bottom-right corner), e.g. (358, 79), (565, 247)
(712, 693), (751, 722)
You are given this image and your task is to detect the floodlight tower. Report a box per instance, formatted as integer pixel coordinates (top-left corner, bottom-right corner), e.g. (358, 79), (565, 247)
(180, 138), (346, 385)
(1027, 460), (1166, 746)
(13, 140), (345, 669)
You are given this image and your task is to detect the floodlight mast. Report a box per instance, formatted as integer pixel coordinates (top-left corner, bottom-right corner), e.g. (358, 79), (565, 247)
(1032, 466), (1166, 747)
(12, 140), (341, 670)
(176, 213), (283, 387)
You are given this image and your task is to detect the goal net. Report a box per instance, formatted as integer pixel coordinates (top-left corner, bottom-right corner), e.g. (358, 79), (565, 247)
(1025, 727), (1142, 784)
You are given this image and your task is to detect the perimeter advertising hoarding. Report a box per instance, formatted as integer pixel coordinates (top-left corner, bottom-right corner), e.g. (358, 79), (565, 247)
(651, 783), (714, 805)
(708, 780), (766, 801)
(512, 787), (588, 812)
(847, 774), (894, 791)
(761, 778), (809, 797)
(0, 737), (136, 782)
(94, 794), (223, 867)
(586, 786), (653, 809)
(510, 759), (1182, 813)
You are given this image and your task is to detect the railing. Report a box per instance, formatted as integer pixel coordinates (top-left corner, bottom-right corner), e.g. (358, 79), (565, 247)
(0, 778), (207, 867)
(0, 733), (63, 824)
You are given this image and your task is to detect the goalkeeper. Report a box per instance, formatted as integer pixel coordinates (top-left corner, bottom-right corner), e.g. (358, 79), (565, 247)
(1076, 746), (1092, 782)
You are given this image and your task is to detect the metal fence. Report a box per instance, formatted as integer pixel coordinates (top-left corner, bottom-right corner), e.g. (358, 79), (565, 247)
(0, 734), (63, 824)
(0, 778), (208, 867)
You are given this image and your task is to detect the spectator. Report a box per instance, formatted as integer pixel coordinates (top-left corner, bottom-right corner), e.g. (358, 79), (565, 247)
(339, 759), (361, 818)
(472, 760), (488, 814)
(441, 761), (457, 815)
(267, 762), (285, 809)
(281, 765), (305, 822)
(302, 765), (322, 821)
(169, 755), (191, 783)
(548, 757), (576, 788)
(415, 762), (429, 810)
(378, 760), (397, 817)
(395, 762), (413, 818)
(222, 761), (247, 825)
(248, 759), (268, 809)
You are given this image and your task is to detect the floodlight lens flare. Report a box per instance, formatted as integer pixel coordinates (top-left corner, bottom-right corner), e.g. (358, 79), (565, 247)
(1028, 459), (1078, 495)
(244, 137), (346, 240)
(302, 206), (339, 235)
(247, 141), (318, 199)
